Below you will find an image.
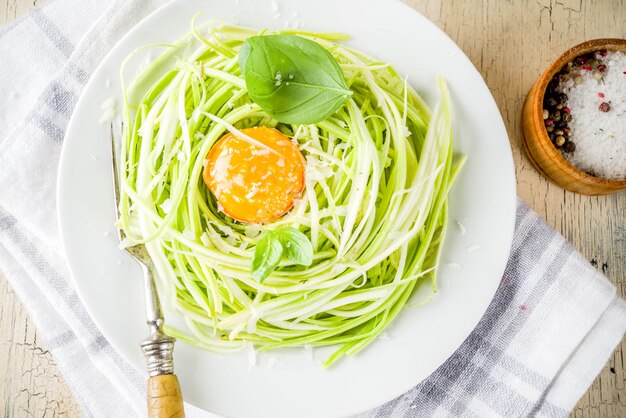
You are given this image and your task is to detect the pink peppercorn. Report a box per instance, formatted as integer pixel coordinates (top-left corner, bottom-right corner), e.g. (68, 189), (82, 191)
(545, 119), (554, 125)
(599, 50), (607, 57)
(562, 107), (570, 113)
(597, 64), (607, 72)
(598, 92), (605, 98)
(599, 102), (611, 112)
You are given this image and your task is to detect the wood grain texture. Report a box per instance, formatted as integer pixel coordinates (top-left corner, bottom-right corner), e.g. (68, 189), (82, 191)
(402, 1), (626, 416)
(0, 272), (83, 417)
(147, 374), (185, 418)
(0, 0), (624, 417)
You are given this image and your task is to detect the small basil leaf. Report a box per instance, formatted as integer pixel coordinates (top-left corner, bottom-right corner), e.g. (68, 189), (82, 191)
(251, 231), (283, 282)
(239, 34), (352, 124)
(275, 227), (313, 266)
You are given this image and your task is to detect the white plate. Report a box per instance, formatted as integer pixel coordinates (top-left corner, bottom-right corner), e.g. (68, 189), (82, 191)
(57, 1), (516, 417)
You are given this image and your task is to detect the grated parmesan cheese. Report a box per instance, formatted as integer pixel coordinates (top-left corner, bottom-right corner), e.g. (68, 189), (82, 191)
(244, 224), (262, 238)
(246, 343), (257, 368)
(99, 98), (116, 124)
(467, 245), (482, 253)
(200, 232), (211, 247)
(247, 306), (260, 333)
(303, 343), (314, 360)
(266, 356), (280, 369)
(225, 235), (238, 246)
(455, 220), (466, 235)
(160, 198), (173, 214)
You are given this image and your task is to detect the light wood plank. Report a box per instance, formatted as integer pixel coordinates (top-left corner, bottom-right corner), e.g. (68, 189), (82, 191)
(0, 272), (83, 417)
(403, 1), (626, 417)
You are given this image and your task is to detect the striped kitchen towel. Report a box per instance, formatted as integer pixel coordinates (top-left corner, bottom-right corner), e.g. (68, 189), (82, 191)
(0, 0), (624, 417)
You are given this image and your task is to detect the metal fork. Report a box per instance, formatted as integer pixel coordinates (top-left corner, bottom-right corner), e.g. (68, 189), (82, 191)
(110, 125), (185, 418)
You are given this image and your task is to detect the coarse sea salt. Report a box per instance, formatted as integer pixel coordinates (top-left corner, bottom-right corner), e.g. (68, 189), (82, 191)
(303, 343), (314, 360)
(556, 51), (626, 180)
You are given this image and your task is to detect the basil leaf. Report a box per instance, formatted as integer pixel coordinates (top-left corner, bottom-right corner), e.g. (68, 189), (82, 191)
(251, 231), (283, 282)
(238, 34), (352, 124)
(238, 40), (252, 78)
(275, 227), (313, 266)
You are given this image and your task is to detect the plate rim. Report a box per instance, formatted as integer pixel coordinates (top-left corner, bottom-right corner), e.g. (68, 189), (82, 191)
(57, 0), (517, 416)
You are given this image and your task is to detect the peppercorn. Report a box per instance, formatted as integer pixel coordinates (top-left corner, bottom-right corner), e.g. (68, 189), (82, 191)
(576, 56), (587, 65)
(545, 119), (554, 126)
(594, 72), (603, 80)
(549, 133), (556, 143)
(558, 93), (568, 103)
(563, 112), (572, 123)
(546, 125), (554, 133)
(574, 75), (583, 84)
(553, 111), (561, 122)
(556, 120), (567, 129)
(555, 129), (563, 136)
(599, 102), (611, 112)
(548, 80), (558, 92)
(556, 104), (563, 110)
(597, 64), (607, 72)
(543, 109), (549, 119)
(555, 136), (566, 147)
(546, 97), (558, 107)
(563, 141), (576, 153)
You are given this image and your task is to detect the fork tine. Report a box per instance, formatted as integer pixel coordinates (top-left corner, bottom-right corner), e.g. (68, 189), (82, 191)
(110, 122), (126, 243)
(108, 128), (179, 403)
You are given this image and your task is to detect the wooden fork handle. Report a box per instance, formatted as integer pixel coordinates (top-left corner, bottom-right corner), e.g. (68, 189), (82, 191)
(147, 373), (185, 418)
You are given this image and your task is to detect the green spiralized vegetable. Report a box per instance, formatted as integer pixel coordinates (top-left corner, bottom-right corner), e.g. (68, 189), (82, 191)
(118, 22), (464, 367)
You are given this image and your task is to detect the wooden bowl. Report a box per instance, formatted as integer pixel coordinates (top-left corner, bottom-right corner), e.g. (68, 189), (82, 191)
(522, 38), (626, 195)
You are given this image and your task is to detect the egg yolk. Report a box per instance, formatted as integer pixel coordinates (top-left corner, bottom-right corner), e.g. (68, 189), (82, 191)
(203, 127), (305, 224)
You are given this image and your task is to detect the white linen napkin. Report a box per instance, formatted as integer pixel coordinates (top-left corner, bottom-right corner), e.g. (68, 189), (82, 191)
(1, 0), (624, 417)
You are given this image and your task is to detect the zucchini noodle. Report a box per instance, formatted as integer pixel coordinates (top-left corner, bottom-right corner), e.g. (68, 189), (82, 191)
(118, 22), (464, 366)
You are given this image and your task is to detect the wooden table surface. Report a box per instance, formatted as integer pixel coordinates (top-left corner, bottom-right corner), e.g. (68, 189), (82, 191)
(1, 0), (624, 417)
